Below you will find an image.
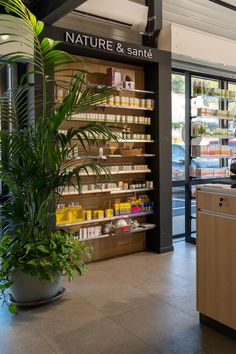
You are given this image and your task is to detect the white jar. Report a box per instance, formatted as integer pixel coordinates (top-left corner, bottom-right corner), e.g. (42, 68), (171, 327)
(129, 97), (134, 107)
(146, 99), (152, 109)
(114, 96), (120, 106)
(140, 99), (146, 108)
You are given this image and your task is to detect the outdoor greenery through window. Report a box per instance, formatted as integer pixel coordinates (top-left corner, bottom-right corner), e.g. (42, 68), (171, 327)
(172, 73), (185, 237)
(172, 73), (185, 182)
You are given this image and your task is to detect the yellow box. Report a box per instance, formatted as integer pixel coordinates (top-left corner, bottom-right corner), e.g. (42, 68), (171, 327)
(105, 209), (114, 218)
(97, 210), (104, 219)
(56, 208), (70, 225)
(93, 210), (98, 219)
(70, 206), (85, 222)
(85, 210), (92, 220)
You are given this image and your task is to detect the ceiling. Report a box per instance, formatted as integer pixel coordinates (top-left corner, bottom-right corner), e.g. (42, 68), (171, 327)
(215, 0), (236, 6)
(163, 0), (236, 41)
(55, 0), (236, 44)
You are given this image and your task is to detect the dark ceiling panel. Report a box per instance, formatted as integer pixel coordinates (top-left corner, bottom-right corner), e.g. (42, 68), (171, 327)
(209, 0), (236, 11)
(30, 0), (87, 24)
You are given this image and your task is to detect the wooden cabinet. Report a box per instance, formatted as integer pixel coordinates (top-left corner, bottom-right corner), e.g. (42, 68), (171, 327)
(198, 190), (236, 216)
(197, 187), (236, 330)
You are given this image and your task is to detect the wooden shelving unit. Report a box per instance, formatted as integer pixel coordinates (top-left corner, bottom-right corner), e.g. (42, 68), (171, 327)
(78, 223), (156, 242)
(47, 24), (172, 259)
(97, 104), (154, 110)
(59, 211), (155, 228)
(55, 57), (157, 260)
(62, 187), (155, 196)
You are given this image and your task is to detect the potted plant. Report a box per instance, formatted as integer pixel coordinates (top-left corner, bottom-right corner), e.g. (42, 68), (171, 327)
(0, 0), (117, 313)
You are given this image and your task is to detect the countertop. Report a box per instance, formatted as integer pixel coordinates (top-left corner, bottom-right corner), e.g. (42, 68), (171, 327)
(197, 183), (236, 195)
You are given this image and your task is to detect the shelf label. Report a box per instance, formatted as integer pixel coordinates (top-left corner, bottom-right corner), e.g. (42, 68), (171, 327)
(65, 32), (153, 60)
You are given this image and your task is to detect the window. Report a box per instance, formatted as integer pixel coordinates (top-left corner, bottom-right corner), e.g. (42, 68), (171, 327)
(172, 73), (186, 237)
(172, 73), (185, 181)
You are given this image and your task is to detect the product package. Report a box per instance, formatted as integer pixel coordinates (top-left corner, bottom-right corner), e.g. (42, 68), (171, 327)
(107, 67), (122, 88)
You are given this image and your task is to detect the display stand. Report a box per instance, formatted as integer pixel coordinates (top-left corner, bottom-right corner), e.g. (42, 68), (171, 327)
(185, 73), (236, 243)
(44, 26), (173, 260)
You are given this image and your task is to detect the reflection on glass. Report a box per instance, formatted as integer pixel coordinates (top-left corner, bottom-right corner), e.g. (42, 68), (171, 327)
(172, 73), (185, 181)
(191, 77), (222, 176)
(172, 74), (186, 237)
(228, 83), (236, 157)
(172, 186), (185, 236)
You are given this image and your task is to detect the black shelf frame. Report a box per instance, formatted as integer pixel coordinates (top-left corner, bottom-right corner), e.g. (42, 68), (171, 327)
(44, 25), (173, 254)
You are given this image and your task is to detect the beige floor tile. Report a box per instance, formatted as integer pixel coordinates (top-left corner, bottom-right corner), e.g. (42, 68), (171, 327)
(1, 242), (232, 354)
(24, 294), (106, 338)
(112, 299), (221, 354)
(8, 342), (57, 354)
(101, 339), (159, 354)
(48, 317), (135, 354)
(67, 266), (157, 316)
(0, 323), (46, 354)
(173, 243), (196, 260)
(162, 257), (196, 282)
(159, 293), (198, 318)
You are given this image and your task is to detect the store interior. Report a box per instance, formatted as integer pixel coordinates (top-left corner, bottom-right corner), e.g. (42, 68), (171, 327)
(1, 1), (236, 353)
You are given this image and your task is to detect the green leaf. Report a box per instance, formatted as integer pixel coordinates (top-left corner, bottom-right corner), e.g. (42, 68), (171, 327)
(37, 245), (50, 254)
(29, 11), (37, 30)
(9, 303), (17, 314)
(39, 259), (50, 267)
(41, 37), (60, 54)
(36, 21), (44, 36)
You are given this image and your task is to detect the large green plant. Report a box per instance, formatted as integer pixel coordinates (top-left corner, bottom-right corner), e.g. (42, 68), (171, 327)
(0, 0), (118, 313)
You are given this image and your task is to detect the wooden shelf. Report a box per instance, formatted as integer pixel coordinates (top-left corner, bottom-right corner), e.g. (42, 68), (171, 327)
(62, 187), (154, 196)
(110, 187), (154, 194)
(79, 169), (152, 176)
(192, 94), (236, 102)
(69, 154), (155, 160)
(70, 118), (151, 126)
(79, 223), (156, 241)
(192, 115), (235, 121)
(107, 154), (155, 158)
(97, 104), (154, 111)
(191, 176), (230, 180)
(192, 155), (233, 159)
(72, 138), (154, 143)
(88, 84), (155, 95)
(117, 139), (154, 143)
(58, 211), (155, 228)
(192, 135), (234, 140)
(114, 87), (155, 94)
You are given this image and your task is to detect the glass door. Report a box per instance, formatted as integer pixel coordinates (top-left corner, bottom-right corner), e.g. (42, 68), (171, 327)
(189, 76), (221, 241)
(172, 70), (236, 243)
(172, 72), (186, 238)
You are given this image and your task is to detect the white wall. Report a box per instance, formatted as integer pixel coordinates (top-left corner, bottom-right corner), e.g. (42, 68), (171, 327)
(159, 23), (236, 74)
(55, 12), (143, 45)
(163, 0), (236, 42)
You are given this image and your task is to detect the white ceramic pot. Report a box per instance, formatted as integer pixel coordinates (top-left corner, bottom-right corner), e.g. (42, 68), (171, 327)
(10, 270), (62, 303)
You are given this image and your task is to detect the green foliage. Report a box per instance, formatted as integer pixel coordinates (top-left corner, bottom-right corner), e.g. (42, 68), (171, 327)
(172, 74), (185, 94)
(172, 122), (184, 130)
(0, 230), (91, 313)
(0, 0), (117, 313)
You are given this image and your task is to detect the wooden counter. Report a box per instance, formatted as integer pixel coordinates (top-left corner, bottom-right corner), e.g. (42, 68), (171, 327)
(197, 184), (236, 338)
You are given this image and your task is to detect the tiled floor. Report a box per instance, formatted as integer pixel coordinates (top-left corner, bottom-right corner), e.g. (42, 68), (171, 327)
(1, 241), (236, 354)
